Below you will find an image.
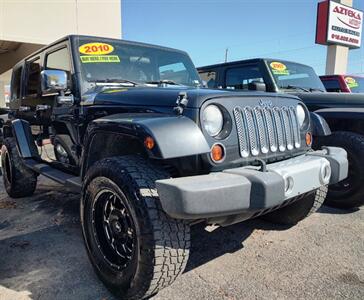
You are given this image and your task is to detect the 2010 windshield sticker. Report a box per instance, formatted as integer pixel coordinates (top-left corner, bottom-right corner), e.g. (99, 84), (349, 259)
(79, 42), (120, 63)
(345, 77), (359, 88)
(79, 43), (114, 55)
(270, 62), (290, 75)
(80, 55), (120, 63)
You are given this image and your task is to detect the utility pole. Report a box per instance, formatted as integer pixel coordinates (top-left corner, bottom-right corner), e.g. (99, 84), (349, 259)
(225, 48), (229, 63)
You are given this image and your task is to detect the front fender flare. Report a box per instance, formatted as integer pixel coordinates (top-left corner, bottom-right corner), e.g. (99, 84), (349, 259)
(310, 112), (331, 136)
(86, 113), (211, 159)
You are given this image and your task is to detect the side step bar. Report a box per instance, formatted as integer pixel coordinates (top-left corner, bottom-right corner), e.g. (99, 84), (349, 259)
(24, 159), (82, 192)
(10, 119), (82, 193)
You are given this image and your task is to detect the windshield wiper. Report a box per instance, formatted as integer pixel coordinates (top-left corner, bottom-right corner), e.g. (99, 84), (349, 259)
(145, 80), (181, 86)
(91, 78), (141, 86)
(281, 85), (310, 92)
(309, 87), (325, 92)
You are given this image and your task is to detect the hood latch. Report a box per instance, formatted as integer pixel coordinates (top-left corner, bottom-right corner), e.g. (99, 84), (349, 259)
(174, 92), (189, 115)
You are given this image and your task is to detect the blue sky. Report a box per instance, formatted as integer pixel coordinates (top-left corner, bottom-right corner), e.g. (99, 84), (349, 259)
(122, 0), (364, 75)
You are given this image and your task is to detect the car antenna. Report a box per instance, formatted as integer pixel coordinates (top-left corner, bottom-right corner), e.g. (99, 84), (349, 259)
(174, 92), (189, 115)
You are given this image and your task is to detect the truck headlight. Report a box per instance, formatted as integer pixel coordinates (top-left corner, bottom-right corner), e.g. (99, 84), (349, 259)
(202, 105), (223, 137)
(296, 104), (306, 127)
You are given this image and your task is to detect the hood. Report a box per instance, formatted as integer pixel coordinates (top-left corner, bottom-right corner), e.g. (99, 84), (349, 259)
(290, 91), (364, 108)
(81, 86), (295, 108)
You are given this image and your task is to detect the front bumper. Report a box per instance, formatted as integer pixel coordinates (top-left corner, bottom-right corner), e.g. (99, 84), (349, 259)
(156, 147), (348, 219)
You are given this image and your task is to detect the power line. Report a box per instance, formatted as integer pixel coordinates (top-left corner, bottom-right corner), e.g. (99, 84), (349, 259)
(229, 46), (317, 61)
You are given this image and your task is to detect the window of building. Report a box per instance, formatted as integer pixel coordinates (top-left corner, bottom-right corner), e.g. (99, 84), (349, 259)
(11, 66), (22, 100)
(199, 71), (217, 88)
(225, 65), (264, 90)
(25, 58), (41, 96)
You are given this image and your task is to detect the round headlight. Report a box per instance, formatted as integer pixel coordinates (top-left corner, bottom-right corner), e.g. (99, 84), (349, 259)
(296, 104), (306, 127)
(202, 105), (223, 137)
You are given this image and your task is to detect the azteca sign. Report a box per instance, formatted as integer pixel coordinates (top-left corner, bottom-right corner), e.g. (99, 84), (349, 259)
(316, 1), (363, 49)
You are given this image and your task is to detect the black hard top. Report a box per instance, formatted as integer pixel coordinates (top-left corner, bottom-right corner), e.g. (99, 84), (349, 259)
(198, 58), (312, 70)
(14, 34), (188, 68)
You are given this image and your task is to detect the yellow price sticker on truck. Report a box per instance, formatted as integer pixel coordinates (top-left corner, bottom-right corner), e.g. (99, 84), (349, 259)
(270, 62), (290, 75)
(80, 55), (120, 63)
(79, 43), (114, 55)
(345, 77), (359, 88)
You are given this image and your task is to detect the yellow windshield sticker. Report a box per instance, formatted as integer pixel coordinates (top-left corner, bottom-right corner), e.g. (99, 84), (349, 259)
(345, 77), (359, 88)
(270, 62), (290, 75)
(80, 55), (120, 63)
(79, 43), (114, 55)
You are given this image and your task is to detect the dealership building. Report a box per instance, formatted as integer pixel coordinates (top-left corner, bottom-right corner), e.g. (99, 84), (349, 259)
(0, 0), (122, 107)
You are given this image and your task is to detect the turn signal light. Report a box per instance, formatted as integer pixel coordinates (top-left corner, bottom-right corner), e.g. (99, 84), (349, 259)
(306, 132), (312, 146)
(211, 144), (225, 162)
(144, 136), (155, 150)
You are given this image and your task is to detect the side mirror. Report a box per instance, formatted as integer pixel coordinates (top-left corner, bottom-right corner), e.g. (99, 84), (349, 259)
(41, 70), (67, 95)
(248, 81), (266, 92)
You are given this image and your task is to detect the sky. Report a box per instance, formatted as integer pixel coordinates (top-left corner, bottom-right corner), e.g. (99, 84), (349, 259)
(122, 0), (364, 76)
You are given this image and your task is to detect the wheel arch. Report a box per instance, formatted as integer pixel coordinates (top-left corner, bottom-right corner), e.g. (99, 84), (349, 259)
(80, 113), (210, 178)
(81, 131), (147, 178)
(315, 109), (364, 136)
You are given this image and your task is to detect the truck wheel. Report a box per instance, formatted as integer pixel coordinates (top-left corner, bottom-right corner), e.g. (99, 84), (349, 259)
(1, 138), (37, 198)
(261, 186), (327, 225)
(314, 131), (364, 209)
(81, 156), (190, 300)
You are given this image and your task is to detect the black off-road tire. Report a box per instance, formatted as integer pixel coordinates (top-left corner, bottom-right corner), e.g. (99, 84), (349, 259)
(261, 186), (327, 225)
(81, 155), (190, 300)
(314, 131), (364, 209)
(1, 138), (37, 198)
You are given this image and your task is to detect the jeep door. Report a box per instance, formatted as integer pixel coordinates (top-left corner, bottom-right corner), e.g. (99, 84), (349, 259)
(21, 55), (43, 122)
(43, 43), (79, 146)
(9, 63), (23, 112)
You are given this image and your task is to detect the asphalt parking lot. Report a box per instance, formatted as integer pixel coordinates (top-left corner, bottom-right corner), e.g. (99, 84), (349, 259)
(0, 176), (363, 300)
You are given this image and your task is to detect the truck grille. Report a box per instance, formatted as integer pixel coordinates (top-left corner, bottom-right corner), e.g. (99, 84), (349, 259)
(233, 106), (301, 158)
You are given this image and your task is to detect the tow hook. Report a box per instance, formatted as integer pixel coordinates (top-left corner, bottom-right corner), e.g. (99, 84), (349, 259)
(254, 158), (267, 172)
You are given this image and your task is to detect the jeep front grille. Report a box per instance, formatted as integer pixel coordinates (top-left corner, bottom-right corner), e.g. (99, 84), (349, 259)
(233, 106), (301, 158)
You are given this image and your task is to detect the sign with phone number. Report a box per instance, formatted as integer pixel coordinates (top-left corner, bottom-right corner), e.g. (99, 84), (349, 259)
(316, 1), (363, 49)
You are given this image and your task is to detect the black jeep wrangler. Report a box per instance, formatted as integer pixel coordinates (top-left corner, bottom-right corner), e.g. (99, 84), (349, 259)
(198, 59), (364, 209)
(2, 36), (347, 299)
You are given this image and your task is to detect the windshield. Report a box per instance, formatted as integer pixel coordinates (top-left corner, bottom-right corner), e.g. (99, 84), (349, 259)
(73, 38), (201, 87)
(268, 60), (326, 92)
(345, 76), (364, 93)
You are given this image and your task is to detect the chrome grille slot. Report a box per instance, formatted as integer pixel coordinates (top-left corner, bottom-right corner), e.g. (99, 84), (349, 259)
(262, 108), (278, 152)
(289, 106), (301, 148)
(245, 107), (259, 156)
(233, 107), (250, 158)
(234, 104), (302, 158)
(273, 107), (286, 152)
(281, 108), (293, 150)
(254, 107), (269, 154)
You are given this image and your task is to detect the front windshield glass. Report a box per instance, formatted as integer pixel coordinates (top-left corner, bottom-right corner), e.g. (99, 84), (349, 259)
(73, 37), (201, 87)
(345, 76), (364, 93)
(268, 60), (326, 91)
